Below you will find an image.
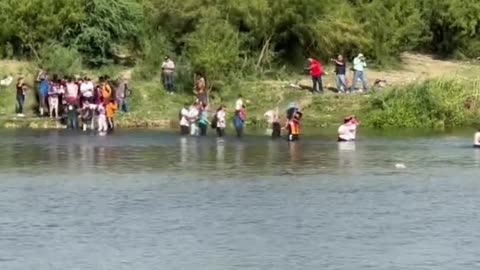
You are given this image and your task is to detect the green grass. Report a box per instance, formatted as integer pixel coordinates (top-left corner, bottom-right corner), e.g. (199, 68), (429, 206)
(1, 57), (480, 129)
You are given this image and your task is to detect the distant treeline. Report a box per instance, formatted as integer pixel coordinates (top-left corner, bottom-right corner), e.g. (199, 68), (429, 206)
(1, 0), (479, 78)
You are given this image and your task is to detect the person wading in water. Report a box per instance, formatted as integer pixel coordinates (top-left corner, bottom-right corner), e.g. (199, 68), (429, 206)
(337, 115), (360, 142)
(286, 110), (302, 142)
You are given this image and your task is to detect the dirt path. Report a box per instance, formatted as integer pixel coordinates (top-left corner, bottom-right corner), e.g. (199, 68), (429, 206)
(298, 53), (480, 89)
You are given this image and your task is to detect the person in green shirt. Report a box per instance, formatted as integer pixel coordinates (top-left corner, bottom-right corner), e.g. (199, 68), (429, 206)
(198, 103), (210, 136)
(350, 53), (368, 92)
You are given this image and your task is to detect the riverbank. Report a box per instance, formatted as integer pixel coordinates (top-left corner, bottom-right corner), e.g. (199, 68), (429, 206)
(1, 53), (480, 130)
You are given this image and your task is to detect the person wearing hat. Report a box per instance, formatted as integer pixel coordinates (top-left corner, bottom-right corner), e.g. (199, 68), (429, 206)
(161, 55), (175, 94)
(338, 115), (359, 142)
(286, 110), (302, 142)
(350, 53), (368, 92)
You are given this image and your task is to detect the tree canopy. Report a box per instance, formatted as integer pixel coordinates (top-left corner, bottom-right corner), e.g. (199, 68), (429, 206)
(1, 0), (479, 77)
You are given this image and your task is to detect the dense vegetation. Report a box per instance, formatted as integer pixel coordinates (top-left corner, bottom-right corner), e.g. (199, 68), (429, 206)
(1, 0), (480, 79)
(360, 79), (480, 129)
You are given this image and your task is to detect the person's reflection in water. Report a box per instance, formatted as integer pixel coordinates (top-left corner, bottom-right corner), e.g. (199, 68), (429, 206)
(474, 147), (480, 167)
(234, 142), (245, 167)
(67, 141), (76, 172)
(338, 141), (357, 169)
(93, 146), (106, 170)
(289, 142), (300, 162)
(190, 137), (199, 170)
(216, 138), (225, 169)
(267, 139), (276, 167)
(180, 136), (188, 166)
(78, 141), (91, 172)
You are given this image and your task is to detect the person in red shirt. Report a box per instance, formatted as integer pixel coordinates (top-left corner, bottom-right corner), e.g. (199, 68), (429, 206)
(308, 58), (323, 93)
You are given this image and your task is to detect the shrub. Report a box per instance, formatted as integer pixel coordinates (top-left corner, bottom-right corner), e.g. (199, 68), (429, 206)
(37, 44), (82, 76)
(361, 79), (477, 128)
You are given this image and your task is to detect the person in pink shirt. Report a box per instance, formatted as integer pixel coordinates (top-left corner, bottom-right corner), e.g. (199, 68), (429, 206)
(338, 115), (360, 142)
(65, 77), (79, 105)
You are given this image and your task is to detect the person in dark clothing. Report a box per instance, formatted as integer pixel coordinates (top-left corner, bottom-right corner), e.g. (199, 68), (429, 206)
(81, 102), (94, 131)
(66, 103), (78, 129)
(265, 109), (281, 139)
(331, 54), (347, 92)
(272, 122), (282, 138)
(15, 78), (29, 117)
(116, 78), (130, 113)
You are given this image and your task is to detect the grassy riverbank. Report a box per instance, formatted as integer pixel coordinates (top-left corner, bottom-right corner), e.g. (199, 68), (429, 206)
(1, 54), (480, 130)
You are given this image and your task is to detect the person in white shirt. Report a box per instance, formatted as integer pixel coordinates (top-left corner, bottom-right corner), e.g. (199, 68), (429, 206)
(338, 115), (359, 142)
(188, 102), (200, 136)
(179, 103), (190, 135)
(215, 105), (226, 137)
(161, 56), (175, 94)
(80, 77), (94, 100)
(264, 107), (281, 138)
(474, 129), (480, 147)
(235, 94), (243, 112)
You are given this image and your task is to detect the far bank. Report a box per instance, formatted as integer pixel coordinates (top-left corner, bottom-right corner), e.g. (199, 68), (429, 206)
(1, 77), (480, 131)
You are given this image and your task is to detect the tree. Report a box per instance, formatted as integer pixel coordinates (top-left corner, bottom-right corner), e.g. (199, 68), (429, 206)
(72, 0), (145, 65)
(0, 0), (85, 59)
(185, 9), (242, 81)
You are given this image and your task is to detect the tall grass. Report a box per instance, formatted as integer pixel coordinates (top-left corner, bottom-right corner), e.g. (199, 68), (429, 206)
(361, 79), (480, 129)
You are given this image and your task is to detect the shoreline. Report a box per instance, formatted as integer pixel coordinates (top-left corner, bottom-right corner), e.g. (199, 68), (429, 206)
(0, 116), (173, 129)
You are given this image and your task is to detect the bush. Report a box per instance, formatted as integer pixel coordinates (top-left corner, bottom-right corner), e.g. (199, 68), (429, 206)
(37, 44), (82, 76)
(361, 79), (477, 128)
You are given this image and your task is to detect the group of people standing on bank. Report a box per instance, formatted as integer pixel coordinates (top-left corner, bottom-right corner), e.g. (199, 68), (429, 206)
(307, 53), (368, 93)
(15, 71), (130, 134)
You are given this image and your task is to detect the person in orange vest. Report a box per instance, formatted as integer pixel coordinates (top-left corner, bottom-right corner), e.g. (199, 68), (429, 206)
(101, 77), (112, 102)
(286, 110), (302, 142)
(105, 98), (118, 131)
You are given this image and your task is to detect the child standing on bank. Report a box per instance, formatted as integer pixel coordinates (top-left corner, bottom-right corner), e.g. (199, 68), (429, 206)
(97, 103), (108, 133)
(81, 101), (94, 131)
(48, 79), (60, 119)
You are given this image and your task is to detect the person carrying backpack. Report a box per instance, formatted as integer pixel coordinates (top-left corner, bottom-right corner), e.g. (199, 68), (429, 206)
(213, 105), (226, 137)
(179, 103), (190, 135)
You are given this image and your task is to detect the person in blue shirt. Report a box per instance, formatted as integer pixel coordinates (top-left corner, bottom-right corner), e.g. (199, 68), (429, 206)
(234, 105), (246, 138)
(37, 72), (49, 117)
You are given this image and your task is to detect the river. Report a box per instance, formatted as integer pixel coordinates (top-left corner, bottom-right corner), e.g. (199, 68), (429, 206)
(0, 129), (479, 270)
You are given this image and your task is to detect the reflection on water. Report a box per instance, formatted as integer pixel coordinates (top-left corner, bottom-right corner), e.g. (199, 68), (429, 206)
(338, 142), (357, 170)
(0, 129), (478, 177)
(1, 129), (480, 270)
(216, 138), (225, 168)
(475, 148), (480, 167)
